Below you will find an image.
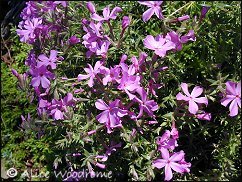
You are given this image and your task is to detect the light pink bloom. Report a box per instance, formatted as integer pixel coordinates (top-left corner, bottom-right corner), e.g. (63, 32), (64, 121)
(95, 99), (127, 133)
(37, 50), (58, 69)
(220, 81), (241, 117)
(91, 6), (122, 22)
(196, 111), (212, 121)
(77, 61), (102, 87)
(143, 35), (175, 57)
(138, 1), (164, 22)
(156, 130), (178, 150)
(176, 83), (208, 114)
(152, 148), (191, 181)
(86, 2), (96, 14)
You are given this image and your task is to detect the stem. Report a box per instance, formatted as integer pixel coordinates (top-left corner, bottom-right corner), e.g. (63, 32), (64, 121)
(166, 1), (194, 18)
(107, 20), (115, 41)
(117, 29), (125, 48)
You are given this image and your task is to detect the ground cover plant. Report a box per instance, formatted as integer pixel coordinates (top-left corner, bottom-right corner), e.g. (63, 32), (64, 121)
(1, 1), (241, 181)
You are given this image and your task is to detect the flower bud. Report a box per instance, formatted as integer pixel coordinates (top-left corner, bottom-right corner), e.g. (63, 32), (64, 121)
(69, 35), (80, 45)
(122, 16), (130, 30)
(86, 2), (96, 14)
(95, 162), (106, 169)
(177, 15), (190, 22)
(11, 69), (19, 78)
(200, 5), (211, 22)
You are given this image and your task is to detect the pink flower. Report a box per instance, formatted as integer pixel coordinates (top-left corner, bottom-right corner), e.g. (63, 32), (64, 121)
(196, 111), (212, 121)
(118, 73), (141, 100)
(220, 81), (241, 117)
(156, 130), (178, 151)
(143, 35), (175, 57)
(68, 35), (80, 45)
(91, 6), (122, 22)
(176, 83), (208, 114)
(133, 87), (159, 118)
(152, 148), (191, 181)
(30, 65), (55, 89)
(86, 2), (96, 14)
(16, 18), (42, 44)
(95, 99), (127, 133)
(138, 1), (164, 22)
(37, 50), (58, 69)
(122, 16), (131, 30)
(77, 61), (102, 87)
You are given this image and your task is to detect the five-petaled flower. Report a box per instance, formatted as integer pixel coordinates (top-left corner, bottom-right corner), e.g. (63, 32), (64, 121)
(220, 81), (241, 117)
(138, 1), (164, 22)
(176, 83), (208, 114)
(95, 99), (127, 133)
(152, 148), (191, 181)
(143, 34), (176, 57)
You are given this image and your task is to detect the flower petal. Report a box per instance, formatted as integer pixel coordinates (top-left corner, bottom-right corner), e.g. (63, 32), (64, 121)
(180, 83), (191, 97)
(96, 111), (109, 123)
(160, 148), (170, 160)
(170, 162), (185, 173)
(226, 81), (237, 95)
(236, 81), (241, 96)
(190, 86), (203, 98)
(142, 8), (155, 22)
(229, 99), (239, 117)
(170, 151), (184, 162)
(193, 97), (208, 105)
(40, 76), (50, 88)
(165, 164), (173, 181)
(152, 159), (166, 169)
(95, 99), (108, 110)
(188, 100), (198, 114)
(221, 95), (234, 107)
(176, 92), (189, 101)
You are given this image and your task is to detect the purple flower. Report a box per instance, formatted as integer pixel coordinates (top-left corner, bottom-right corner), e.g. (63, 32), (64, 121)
(138, 1), (164, 22)
(148, 79), (162, 98)
(101, 66), (121, 85)
(165, 31), (182, 51)
(196, 111), (212, 121)
(49, 99), (65, 120)
(152, 148), (191, 181)
(77, 61), (102, 87)
(177, 15), (190, 22)
(176, 83), (208, 114)
(69, 35), (80, 45)
(30, 65), (55, 89)
(16, 18), (42, 44)
(156, 130), (178, 151)
(220, 81), (241, 117)
(143, 35), (175, 57)
(95, 99), (127, 133)
(122, 16), (131, 30)
(180, 30), (196, 43)
(91, 6), (122, 22)
(86, 2), (96, 14)
(37, 50), (58, 69)
(130, 52), (148, 73)
(200, 5), (211, 22)
(95, 40), (111, 58)
(133, 87), (159, 118)
(118, 73), (141, 100)
(20, 2), (39, 20)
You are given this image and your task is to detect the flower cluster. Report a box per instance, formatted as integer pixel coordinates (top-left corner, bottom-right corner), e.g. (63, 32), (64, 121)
(12, 1), (241, 181)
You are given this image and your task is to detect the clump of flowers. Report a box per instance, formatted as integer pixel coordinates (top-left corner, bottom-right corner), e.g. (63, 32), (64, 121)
(11, 1), (240, 181)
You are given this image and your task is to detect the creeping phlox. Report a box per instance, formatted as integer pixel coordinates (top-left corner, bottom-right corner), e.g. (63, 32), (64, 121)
(12, 1), (240, 181)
